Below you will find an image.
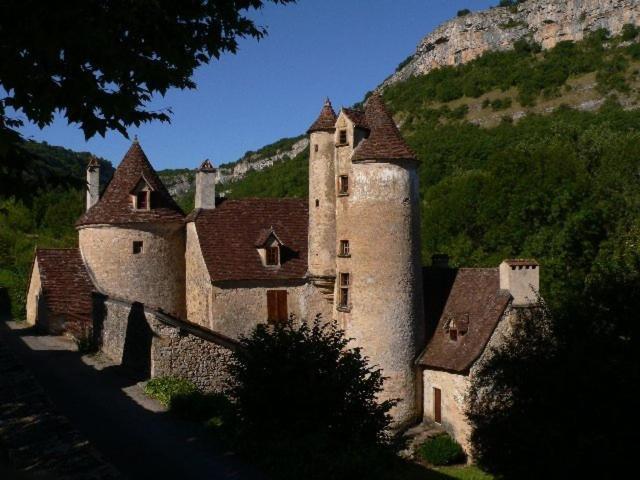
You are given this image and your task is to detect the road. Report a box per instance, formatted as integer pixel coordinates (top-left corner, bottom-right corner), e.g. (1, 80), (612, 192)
(0, 320), (263, 480)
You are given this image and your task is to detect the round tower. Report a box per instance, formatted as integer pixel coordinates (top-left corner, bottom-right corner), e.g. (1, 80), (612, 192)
(307, 99), (337, 289)
(76, 140), (186, 318)
(335, 93), (424, 427)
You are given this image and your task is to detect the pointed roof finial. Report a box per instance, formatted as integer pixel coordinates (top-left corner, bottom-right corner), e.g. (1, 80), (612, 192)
(87, 154), (100, 168)
(307, 97), (337, 133)
(133, 134), (139, 144)
(198, 159), (216, 172)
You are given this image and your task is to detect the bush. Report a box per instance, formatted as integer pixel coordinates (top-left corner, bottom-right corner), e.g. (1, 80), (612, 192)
(417, 434), (466, 466)
(228, 316), (396, 479)
(170, 391), (235, 424)
(144, 377), (197, 407)
(622, 23), (640, 41)
(457, 9), (471, 17)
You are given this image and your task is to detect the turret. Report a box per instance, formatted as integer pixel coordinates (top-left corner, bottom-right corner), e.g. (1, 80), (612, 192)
(195, 159), (217, 209)
(307, 99), (337, 283)
(86, 155), (100, 211)
(334, 93), (425, 427)
(76, 140), (186, 318)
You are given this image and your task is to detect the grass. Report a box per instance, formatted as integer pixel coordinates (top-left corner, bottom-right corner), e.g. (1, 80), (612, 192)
(434, 465), (494, 479)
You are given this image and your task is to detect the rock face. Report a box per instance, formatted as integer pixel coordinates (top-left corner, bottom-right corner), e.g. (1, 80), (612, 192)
(160, 137), (309, 198)
(382, 0), (640, 88)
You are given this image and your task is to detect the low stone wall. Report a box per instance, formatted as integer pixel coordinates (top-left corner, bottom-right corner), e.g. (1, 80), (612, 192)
(94, 295), (238, 393)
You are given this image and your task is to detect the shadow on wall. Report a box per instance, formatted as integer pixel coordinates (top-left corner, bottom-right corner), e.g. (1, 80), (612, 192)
(122, 302), (153, 381)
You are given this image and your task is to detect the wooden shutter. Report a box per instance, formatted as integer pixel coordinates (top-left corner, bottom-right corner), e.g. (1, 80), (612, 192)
(267, 290), (278, 324)
(434, 388), (442, 424)
(277, 290), (288, 322)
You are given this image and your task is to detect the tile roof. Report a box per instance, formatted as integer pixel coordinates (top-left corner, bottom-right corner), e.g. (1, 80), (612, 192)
(35, 249), (95, 322)
(76, 141), (184, 226)
(307, 98), (337, 133)
(351, 93), (417, 163)
(188, 199), (308, 283)
(341, 108), (369, 129)
(504, 258), (539, 267)
(419, 267), (511, 373)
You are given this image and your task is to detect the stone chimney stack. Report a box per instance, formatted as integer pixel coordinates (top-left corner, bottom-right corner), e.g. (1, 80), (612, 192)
(499, 259), (540, 306)
(86, 155), (100, 211)
(195, 159), (216, 209)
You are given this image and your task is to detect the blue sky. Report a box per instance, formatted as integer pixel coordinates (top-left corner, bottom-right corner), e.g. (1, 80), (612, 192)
(17, 0), (495, 170)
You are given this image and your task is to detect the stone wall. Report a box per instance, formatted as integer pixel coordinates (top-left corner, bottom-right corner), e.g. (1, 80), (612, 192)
(79, 223), (186, 319)
(210, 281), (332, 339)
(96, 297), (237, 393)
(383, 0), (640, 88)
(185, 222), (212, 328)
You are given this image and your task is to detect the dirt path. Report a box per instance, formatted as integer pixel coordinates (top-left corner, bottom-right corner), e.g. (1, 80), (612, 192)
(0, 320), (263, 480)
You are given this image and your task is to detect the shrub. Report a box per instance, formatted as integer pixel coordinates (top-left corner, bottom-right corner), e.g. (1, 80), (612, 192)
(622, 23), (640, 41)
(228, 315), (395, 479)
(491, 97), (512, 111)
(457, 9), (471, 17)
(170, 390), (235, 424)
(417, 434), (466, 466)
(144, 376), (197, 407)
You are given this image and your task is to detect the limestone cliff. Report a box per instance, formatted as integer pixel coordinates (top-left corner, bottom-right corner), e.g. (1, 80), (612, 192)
(382, 0), (640, 88)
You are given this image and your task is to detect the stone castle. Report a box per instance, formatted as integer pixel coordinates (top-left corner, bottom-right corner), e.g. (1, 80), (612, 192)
(26, 93), (540, 449)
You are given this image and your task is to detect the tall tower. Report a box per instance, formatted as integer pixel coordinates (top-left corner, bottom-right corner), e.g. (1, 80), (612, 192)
(307, 99), (337, 297)
(334, 93), (425, 427)
(195, 159), (217, 209)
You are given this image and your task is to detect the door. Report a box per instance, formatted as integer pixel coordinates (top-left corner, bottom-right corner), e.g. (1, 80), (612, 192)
(434, 387), (442, 424)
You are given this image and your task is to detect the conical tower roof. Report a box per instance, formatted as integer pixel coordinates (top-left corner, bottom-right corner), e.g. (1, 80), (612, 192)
(351, 92), (417, 163)
(307, 98), (337, 133)
(76, 140), (184, 226)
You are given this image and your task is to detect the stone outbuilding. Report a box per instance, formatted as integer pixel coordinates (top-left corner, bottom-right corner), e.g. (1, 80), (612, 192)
(419, 257), (540, 452)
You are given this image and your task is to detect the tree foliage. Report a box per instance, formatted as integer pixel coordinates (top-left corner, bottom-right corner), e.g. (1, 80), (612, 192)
(0, 0), (295, 140)
(228, 316), (396, 478)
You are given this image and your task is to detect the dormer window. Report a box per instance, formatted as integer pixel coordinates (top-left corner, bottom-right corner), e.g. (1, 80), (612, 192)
(256, 227), (284, 268)
(131, 177), (154, 210)
(338, 129), (347, 145)
(445, 313), (469, 341)
(266, 246), (279, 266)
(136, 191), (149, 210)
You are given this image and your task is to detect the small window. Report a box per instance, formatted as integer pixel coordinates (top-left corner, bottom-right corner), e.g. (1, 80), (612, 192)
(339, 272), (350, 310)
(449, 329), (458, 341)
(339, 240), (350, 257)
(132, 241), (143, 254)
(315, 199), (320, 208)
(339, 129), (347, 145)
(314, 144), (319, 152)
(338, 175), (349, 195)
(136, 191), (149, 210)
(266, 246), (279, 266)
(267, 290), (288, 324)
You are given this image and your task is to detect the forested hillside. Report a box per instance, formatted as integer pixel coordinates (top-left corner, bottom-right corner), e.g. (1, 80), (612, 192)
(0, 141), (113, 318)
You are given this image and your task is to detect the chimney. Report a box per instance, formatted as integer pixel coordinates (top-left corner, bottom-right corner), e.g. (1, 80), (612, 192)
(195, 159), (216, 209)
(499, 259), (540, 306)
(86, 155), (100, 211)
(431, 253), (449, 268)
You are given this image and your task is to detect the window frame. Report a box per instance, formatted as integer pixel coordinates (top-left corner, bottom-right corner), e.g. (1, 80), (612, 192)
(135, 190), (149, 210)
(267, 290), (288, 324)
(338, 129), (348, 145)
(337, 272), (351, 312)
(132, 241), (144, 254)
(338, 175), (349, 196)
(339, 240), (350, 257)
(266, 246), (280, 266)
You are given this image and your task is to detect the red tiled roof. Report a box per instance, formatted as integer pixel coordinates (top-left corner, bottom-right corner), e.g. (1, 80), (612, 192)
(342, 108), (369, 129)
(307, 98), (337, 133)
(189, 199), (308, 282)
(419, 268), (511, 373)
(351, 93), (417, 163)
(35, 249), (94, 321)
(76, 141), (184, 226)
(504, 258), (539, 267)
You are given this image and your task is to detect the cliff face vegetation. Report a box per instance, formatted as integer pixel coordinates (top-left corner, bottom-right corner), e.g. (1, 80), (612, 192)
(383, 0), (640, 88)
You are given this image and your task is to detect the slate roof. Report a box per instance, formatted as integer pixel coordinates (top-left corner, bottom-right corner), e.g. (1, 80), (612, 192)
(34, 249), (94, 321)
(419, 267), (511, 373)
(187, 199), (308, 283)
(76, 141), (184, 226)
(307, 98), (337, 133)
(351, 93), (417, 163)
